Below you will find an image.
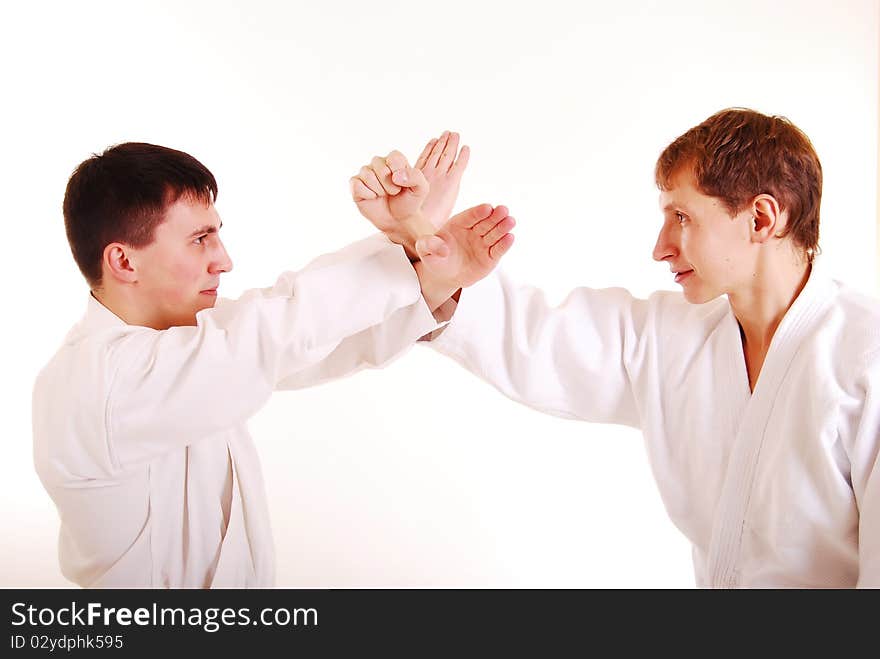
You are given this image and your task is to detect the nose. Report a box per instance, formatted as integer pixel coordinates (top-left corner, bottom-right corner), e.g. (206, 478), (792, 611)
(210, 238), (234, 274)
(652, 222), (678, 263)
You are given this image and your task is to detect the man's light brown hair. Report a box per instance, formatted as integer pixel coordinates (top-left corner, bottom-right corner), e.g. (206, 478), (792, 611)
(656, 108), (822, 261)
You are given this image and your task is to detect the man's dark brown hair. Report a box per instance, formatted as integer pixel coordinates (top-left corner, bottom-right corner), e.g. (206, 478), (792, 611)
(63, 142), (218, 287)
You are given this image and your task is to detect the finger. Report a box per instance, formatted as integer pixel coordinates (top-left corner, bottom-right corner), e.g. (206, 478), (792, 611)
(425, 131), (449, 169)
(391, 166), (429, 197)
(415, 138), (437, 170)
(437, 132), (460, 172)
(450, 144), (470, 177)
(449, 203), (494, 230)
(472, 205), (510, 235)
(482, 216), (516, 245)
(386, 151), (423, 194)
(358, 166), (385, 197)
(488, 233), (515, 260)
(385, 149), (410, 173)
(370, 155), (401, 195)
(415, 235), (450, 259)
(350, 177), (377, 201)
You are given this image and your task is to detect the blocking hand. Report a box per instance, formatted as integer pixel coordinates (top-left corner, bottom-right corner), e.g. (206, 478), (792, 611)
(416, 204), (516, 291)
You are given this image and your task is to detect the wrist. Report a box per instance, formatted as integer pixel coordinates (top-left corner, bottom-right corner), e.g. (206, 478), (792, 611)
(393, 212), (437, 263)
(413, 260), (460, 312)
(401, 212), (437, 244)
(379, 227), (418, 261)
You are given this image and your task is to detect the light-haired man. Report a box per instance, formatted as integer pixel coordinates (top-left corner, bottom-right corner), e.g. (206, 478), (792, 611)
(366, 111), (880, 587)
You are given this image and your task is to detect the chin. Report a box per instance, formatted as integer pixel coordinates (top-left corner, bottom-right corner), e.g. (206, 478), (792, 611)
(682, 286), (721, 305)
(196, 297), (217, 312)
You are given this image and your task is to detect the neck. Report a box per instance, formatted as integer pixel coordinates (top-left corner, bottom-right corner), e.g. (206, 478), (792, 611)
(728, 250), (811, 353)
(92, 287), (167, 330)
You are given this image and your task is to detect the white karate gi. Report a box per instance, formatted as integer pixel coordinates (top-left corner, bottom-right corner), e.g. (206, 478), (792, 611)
(428, 262), (880, 587)
(33, 235), (438, 588)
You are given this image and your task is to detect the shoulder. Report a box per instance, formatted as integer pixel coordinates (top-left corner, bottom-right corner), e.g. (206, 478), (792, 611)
(34, 324), (156, 398)
(797, 282), (880, 397)
(645, 289), (731, 337)
(830, 281), (880, 329)
(823, 282), (880, 360)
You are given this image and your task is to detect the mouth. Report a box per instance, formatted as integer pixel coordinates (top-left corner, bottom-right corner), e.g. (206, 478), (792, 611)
(199, 287), (218, 297)
(673, 269), (694, 284)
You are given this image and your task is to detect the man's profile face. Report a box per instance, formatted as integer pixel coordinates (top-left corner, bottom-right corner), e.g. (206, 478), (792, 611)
(129, 197), (232, 329)
(653, 168), (754, 304)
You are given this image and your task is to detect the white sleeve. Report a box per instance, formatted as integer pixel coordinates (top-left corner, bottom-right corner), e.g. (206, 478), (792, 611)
(272, 303), (439, 390)
(844, 351), (880, 587)
(104, 235), (437, 468)
(426, 271), (652, 427)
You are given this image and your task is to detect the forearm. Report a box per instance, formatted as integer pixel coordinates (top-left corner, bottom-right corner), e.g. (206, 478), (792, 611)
(390, 212), (438, 261)
(275, 294), (438, 390)
(413, 259), (462, 314)
(427, 272), (645, 426)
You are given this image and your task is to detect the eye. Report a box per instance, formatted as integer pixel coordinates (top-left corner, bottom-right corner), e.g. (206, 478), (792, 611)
(676, 212), (688, 226)
(193, 234), (207, 245)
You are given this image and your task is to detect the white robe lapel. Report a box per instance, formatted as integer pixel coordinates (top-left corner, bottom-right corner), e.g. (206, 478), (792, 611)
(706, 266), (837, 587)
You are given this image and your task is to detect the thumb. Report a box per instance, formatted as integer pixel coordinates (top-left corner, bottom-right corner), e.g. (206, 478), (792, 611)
(391, 166), (429, 197)
(415, 235), (450, 260)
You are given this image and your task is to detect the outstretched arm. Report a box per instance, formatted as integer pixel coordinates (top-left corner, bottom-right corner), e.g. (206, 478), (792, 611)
(35, 236), (439, 473)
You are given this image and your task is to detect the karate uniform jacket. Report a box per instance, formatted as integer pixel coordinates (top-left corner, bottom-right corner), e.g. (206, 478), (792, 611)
(428, 263), (880, 587)
(32, 235), (438, 588)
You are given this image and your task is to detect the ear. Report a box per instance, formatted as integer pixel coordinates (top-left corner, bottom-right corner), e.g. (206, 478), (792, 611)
(102, 243), (138, 284)
(748, 194), (782, 244)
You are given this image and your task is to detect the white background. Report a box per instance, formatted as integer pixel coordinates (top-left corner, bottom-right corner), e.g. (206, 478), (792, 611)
(1, 0), (877, 587)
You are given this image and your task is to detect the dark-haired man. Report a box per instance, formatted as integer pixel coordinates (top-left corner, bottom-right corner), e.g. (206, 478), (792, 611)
(33, 140), (514, 587)
(367, 110), (880, 587)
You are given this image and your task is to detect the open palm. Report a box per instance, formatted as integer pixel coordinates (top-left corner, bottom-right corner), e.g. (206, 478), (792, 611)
(417, 204), (516, 287)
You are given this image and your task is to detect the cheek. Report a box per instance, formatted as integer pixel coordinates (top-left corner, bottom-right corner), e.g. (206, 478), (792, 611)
(679, 230), (701, 261)
(149, 258), (204, 303)
(170, 260), (203, 284)
(683, 228), (721, 260)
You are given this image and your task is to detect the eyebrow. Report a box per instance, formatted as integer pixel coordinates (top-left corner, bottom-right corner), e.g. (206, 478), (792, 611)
(188, 221), (223, 238)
